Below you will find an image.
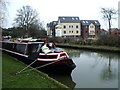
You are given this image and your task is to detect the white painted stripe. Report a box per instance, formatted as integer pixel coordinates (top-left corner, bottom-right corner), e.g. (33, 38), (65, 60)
(37, 58), (58, 61)
(1, 48), (28, 57)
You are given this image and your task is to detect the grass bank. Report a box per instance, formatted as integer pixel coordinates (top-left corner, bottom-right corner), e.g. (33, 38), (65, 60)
(2, 53), (69, 89)
(56, 43), (120, 53)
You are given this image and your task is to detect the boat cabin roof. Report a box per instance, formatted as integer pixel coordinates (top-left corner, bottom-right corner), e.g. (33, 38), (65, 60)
(28, 42), (44, 44)
(1, 41), (44, 45)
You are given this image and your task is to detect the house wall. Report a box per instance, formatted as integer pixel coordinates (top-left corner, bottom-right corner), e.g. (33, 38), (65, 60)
(81, 26), (89, 38)
(89, 23), (95, 35)
(55, 25), (62, 37)
(82, 24), (100, 39)
(60, 23), (81, 37)
(111, 29), (120, 36)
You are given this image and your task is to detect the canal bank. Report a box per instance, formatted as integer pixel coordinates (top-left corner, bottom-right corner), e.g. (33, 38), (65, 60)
(2, 53), (69, 89)
(56, 43), (120, 53)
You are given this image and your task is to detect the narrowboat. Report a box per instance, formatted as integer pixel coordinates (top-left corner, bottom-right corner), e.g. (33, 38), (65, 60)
(1, 40), (76, 74)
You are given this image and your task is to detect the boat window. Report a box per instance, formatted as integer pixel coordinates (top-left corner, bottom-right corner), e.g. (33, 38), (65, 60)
(32, 44), (39, 53)
(27, 44), (42, 55)
(16, 44), (27, 54)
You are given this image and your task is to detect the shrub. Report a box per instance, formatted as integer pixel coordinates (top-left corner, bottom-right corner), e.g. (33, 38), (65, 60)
(95, 35), (120, 47)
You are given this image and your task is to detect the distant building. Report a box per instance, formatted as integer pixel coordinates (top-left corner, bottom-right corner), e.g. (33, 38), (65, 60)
(111, 28), (120, 36)
(100, 29), (108, 35)
(47, 16), (101, 39)
(57, 16), (81, 37)
(47, 21), (58, 37)
(81, 20), (101, 39)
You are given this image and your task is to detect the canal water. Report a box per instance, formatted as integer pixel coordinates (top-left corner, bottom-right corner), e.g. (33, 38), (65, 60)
(2, 48), (119, 89)
(49, 48), (119, 89)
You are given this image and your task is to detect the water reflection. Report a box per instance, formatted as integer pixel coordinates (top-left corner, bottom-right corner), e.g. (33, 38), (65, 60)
(100, 57), (118, 81)
(64, 48), (81, 58)
(95, 52), (118, 81)
(67, 49), (118, 88)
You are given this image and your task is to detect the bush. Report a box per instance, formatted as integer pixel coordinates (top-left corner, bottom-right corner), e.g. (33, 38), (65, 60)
(95, 35), (120, 47)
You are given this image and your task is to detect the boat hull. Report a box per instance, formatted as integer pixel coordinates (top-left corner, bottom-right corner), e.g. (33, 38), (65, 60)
(32, 59), (76, 75)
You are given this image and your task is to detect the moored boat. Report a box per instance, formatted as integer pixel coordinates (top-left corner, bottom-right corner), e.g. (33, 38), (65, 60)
(1, 40), (76, 74)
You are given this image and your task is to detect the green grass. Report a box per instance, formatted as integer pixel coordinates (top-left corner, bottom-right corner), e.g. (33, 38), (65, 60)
(2, 53), (69, 89)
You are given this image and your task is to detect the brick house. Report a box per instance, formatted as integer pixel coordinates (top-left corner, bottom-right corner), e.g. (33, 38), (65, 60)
(111, 28), (120, 36)
(100, 29), (108, 35)
(81, 20), (101, 39)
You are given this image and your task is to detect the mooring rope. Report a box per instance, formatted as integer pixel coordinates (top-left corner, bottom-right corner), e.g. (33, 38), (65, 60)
(16, 59), (38, 75)
(16, 58), (64, 74)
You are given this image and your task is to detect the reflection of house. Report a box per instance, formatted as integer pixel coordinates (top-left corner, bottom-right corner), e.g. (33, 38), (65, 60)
(57, 16), (81, 37)
(81, 20), (101, 39)
(47, 21), (58, 37)
(111, 28), (120, 36)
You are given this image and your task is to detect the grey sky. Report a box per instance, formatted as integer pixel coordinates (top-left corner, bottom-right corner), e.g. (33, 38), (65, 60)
(5, 0), (119, 30)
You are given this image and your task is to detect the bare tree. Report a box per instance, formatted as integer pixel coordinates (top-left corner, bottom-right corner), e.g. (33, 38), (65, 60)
(0, 0), (8, 27)
(101, 8), (117, 34)
(14, 5), (43, 37)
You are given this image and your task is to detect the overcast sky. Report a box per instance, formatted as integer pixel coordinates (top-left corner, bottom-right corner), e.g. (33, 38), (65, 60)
(5, 0), (119, 30)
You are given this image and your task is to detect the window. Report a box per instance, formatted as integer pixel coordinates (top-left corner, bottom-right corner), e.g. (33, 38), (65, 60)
(72, 31), (73, 33)
(64, 31), (66, 34)
(76, 25), (78, 28)
(63, 17), (65, 20)
(72, 25), (73, 28)
(69, 31), (71, 33)
(76, 31), (79, 33)
(72, 17), (75, 20)
(86, 21), (88, 23)
(90, 26), (94, 28)
(69, 25), (71, 28)
(76, 17), (78, 20)
(95, 21), (98, 24)
(69, 25), (73, 28)
(64, 25), (66, 28)
(83, 21), (85, 23)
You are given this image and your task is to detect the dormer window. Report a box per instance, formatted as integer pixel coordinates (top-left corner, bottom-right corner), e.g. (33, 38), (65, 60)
(76, 18), (78, 20)
(72, 17), (75, 20)
(63, 17), (65, 20)
(86, 21), (88, 23)
(95, 21), (98, 24)
(83, 21), (85, 23)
